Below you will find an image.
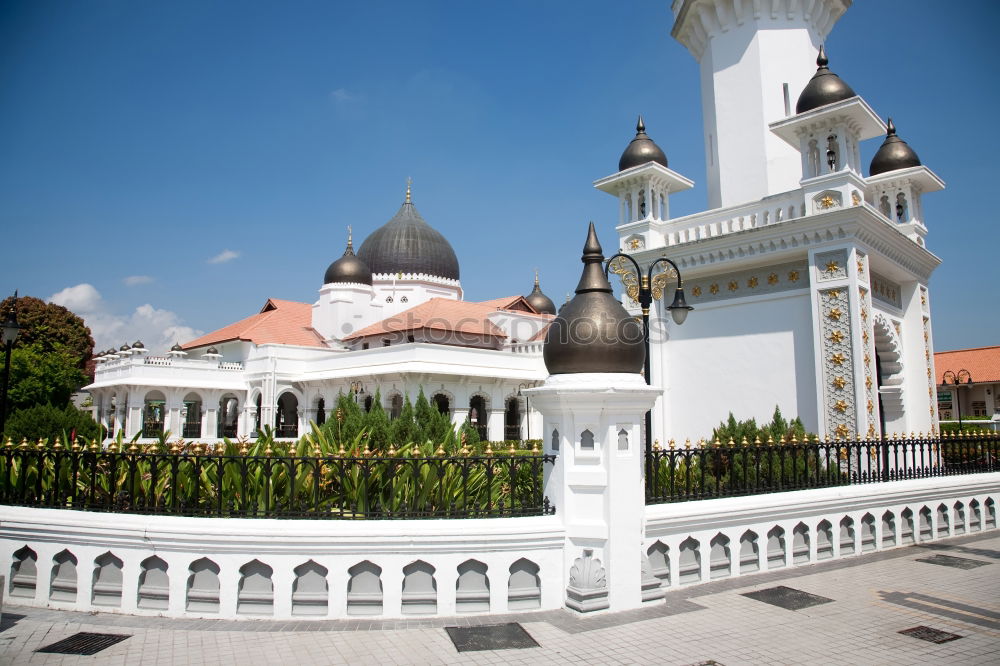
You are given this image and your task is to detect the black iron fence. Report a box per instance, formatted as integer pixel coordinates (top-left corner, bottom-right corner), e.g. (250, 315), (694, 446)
(0, 441), (555, 519)
(646, 432), (1000, 504)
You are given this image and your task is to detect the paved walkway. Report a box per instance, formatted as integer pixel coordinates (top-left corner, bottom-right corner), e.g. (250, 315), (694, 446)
(2, 531), (999, 665)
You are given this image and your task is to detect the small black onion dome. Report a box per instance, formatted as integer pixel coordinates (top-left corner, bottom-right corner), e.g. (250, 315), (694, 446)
(796, 46), (857, 114)
(869, 118), (922, 176)
(525, 271), (557, 315)
(106, 348), (115, 355)
(324, 231), (373, 285)
(543, 223), (645, 375)
(170, 343), (183, 352)
(132, 340), (144, 349)
(119, 344), (130, 352)
(618, 116), (668, 172)
(206, 346), (219, 355)
(357, 185), (460, 281)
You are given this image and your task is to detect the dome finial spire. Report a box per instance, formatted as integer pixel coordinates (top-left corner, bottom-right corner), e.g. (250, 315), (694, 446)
(636, 115), (646, 134)
(886, 117), (896, 136)
(817, 44), (828, 68)
(405, 177), (412, 204)
(347, 225), (353, 250)
(534, 267), (540, 286)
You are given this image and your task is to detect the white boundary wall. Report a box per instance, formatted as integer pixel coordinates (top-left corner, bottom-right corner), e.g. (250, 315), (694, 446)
(0, 509), (563, 619)
(644, 474), (999, 587)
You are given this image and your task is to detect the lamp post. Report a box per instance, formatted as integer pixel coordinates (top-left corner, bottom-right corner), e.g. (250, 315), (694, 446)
(942, 369), (973, 431)
(604, 254), (692, 468)
(1, 292), (22, 438)
(517, 382), (530, 442)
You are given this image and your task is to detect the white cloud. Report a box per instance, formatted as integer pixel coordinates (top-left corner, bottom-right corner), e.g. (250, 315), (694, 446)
(208, 249), (240, 264)
(48, 284), (203, 354)
(123, 275), (153, 286)
(329, 87), (364, 104)
(49, 283), (103, 314)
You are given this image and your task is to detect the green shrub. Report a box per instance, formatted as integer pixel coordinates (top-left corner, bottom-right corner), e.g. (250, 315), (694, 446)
(3, 403), (102, 444)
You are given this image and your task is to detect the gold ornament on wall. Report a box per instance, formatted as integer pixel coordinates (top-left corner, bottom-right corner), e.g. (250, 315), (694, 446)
(728, 280), (739, 291)
(608, 255), (639, 303)
(831, 353), (845, 365)
(828, 308), (842, 321)
(709, 283), (719, 295)
(824, 260), (839, 273)
(768, 273), (779, 285)
(692, 285), (702, 297)
(833, 376), (846, 389)
(748, 276), (759, 288)
(829, 330), (844, 344)
(820, 195), (835, 209)
(788, 270), (799, 282)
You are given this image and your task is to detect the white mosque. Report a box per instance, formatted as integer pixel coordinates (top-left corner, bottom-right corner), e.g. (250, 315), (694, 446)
(87, 0), (943, 444)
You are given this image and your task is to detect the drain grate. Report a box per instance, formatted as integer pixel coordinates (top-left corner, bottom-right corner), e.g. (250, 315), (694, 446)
(36, 632), (131, 655)
(915, 554), (991, 570)
(899, 625), (963, 644)
(445, 623), (539, 652)
(741, 585), (833, 610)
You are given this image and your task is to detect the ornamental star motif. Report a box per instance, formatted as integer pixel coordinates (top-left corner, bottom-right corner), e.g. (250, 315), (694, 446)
(825, 260), (839, 273)
(867, 399), (874, 413)
(862, 330), (869, 343)
(835, 424), (850, 438)
(728, 280), (739, 291)
(829, 330), (844, 344)
(865, 376), (873, 389)
(833, 376), (846, 389)
(820, 196), (835, 209)
(827, 289), (840, 299)
(628, 238), (641, 250)
(864, 353), (871, 365)
(748, 276), (759, 288)
(831, 353), (846, 366)
(709, 283), (719, 295)
(834, 400), (848, 413)
(828, 308), (842, 321)
(788, 270), (799, 282)
(692, 285), (702, 297)
(768, 273), (779, 285)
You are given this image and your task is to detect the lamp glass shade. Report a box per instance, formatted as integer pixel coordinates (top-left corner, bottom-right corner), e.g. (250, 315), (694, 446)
(1, 310), (19, 345)
(667, 287), (693, 325)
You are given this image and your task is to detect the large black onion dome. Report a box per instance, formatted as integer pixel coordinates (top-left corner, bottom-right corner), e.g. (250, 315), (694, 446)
(796, 46), (857, 114)
(618, 116), (668, 172)
(543, 223), (645, 375)
(869, 118), (922, 176)
(324, 229), (373, 285)
(525, 271), (557, 315)
(357, 186), (460, 281)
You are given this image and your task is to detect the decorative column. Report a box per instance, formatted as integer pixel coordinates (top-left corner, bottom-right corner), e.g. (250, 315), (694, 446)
(526, 223), (660, 613)
(487, 408), (504, 442)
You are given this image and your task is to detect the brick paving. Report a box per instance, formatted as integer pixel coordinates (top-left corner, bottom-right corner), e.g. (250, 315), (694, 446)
(1, 531), (998, 665)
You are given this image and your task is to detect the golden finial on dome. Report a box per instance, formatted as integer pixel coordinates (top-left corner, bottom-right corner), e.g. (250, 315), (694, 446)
(405, 177), (412, 203)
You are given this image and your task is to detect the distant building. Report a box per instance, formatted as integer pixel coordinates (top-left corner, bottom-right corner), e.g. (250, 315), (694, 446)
(934, 347), (1000, 422)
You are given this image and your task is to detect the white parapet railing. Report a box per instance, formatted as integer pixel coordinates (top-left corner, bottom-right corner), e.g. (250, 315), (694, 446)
(0, 509), (563, 620)
(661, 191), (805, 247)
(642, 474), (999, 589)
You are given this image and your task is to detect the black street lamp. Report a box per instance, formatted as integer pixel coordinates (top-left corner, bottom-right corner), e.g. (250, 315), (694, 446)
(1, 291), (22, 438)
(604, 253), (692, 462)
(941, 369), (973, 431)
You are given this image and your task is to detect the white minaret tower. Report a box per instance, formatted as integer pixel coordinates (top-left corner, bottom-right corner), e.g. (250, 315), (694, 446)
(671, 0), (851, 209)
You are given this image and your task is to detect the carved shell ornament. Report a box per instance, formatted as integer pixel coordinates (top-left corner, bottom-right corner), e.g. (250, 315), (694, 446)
(569, 551), (607, 590)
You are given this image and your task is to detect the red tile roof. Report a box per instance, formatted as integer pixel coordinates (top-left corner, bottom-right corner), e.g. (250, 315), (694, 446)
(182, 299), (326, 349)
(477, 295), (538, 312)
(345, 298), (508, 340)
(934, 346), (1000, 384)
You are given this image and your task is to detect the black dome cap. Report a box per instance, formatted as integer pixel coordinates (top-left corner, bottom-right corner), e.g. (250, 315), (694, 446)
(543, 223), (644, 375)
(796, 46), (857, 114)
(324, 228), (373, 285)
(618, 116), (668, 172)
(525, 271), (556, 315)
(357, 183), (460, 281)
(869, 118), (922, 176)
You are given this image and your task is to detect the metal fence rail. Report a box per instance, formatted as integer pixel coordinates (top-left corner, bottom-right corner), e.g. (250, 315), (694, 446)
(646, 432), (1000, 504)
(0, 442), (555, 519)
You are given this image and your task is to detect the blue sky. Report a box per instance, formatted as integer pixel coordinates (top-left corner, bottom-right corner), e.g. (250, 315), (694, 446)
(1, 0), (997, 353)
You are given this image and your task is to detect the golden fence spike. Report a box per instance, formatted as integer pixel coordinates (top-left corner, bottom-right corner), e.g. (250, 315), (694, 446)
(129, 440), (140, 453)
(362, 442), (371, 457)
(713, 437), (722, 448)
(53, 437), (62, 450)
(37, 438), (46, 450)
(686, 439), (693, 449)
(767, 435), (775, 445)
(264, 441), (273, 457)
(791, 433), (798, 444)
(531, 440), (539, 453)
(754, 435), (761, 445)
(668, 439), (676, 449)
(91, 439), (101, 452)
(509, 441), (517, 455)
(435, 444), (446, 456)
(386, 443), (396, 457)
(727, 437), (736, 447)
(484, 442), (493, 456)
(741, 436), (749, 447)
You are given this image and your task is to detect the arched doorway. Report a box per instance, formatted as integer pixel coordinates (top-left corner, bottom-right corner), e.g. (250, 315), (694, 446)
(276, 393), (299, 438)
(254, 394), (262, 435)
(182, 392), (203, 439)
(218, 394), (239, 438)
(434, 393), (450, 415)
(142, 391), (165, 438)
(469, 395), (487, 441)
(504, 397), (521, 441)
(315, 397), (326, 426)
(390, 394), (403, 419)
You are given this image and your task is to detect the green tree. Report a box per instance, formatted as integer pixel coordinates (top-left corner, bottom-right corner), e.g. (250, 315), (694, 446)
(364, 390), (391, 449)
(6, 342), (88, 413)
(0, 295), (94, 369)
(390, 394), (419, 445)
(3, 403), (101, 442)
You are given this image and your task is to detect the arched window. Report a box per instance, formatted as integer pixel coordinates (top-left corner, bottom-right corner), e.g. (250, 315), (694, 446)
(218, 394), (239, 438)
(142, 391), (166, 438)
(390, 394), (403, 419)
(504, 397), (521, 441)
(469, 395), (487, 440)
(434, 393), (450, 415)
(315, 397), (326, 426)
(276, 393), (299, 438)
(182, 392), (203, 439)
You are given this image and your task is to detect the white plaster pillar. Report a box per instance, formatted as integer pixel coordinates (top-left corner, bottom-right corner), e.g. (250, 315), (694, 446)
(487, 409), (504, 442)
(526, 372), (660, 613)
(203, 407), (218, 440)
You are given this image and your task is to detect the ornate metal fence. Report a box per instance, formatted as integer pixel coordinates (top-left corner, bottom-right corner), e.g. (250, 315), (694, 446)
(0, 441), (555, 519)
(646, 432), (1000, 504)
